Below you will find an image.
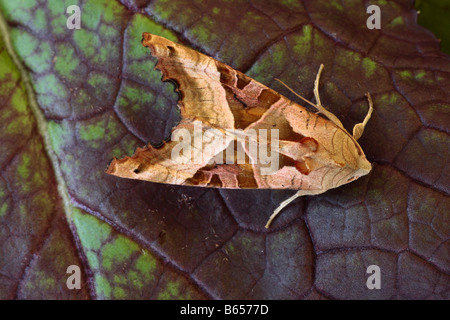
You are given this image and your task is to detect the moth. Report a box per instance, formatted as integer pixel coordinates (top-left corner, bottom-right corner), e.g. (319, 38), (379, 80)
(106, 33), (373, 228)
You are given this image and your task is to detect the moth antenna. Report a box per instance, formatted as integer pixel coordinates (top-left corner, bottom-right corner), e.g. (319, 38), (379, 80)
(311, 64), (344, 129)
(274, 78), (319, 110)
(276, 65), (345, 130)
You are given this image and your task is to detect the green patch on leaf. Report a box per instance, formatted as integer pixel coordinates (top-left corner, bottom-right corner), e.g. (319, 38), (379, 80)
(336, 49), (362, 72)
(71, 210), (178, 299)
(412, 70), (435, 85)
(415, 70), (426, 79)
(95, 274), (112, 299)
(113, 274), (128, 285)
(10, 28), (37, 57)
(86, 251), (100, 269)
(33, 8), (47, 33)
(101, 236), (139, 271)
(390, 16), (404, 27)
(157, 281), (182, 300)
(4, 111), (32, 135)
(35, 74), (68, 99)
(87, 71), (114, 100)
(0, 202), (8, 217)
(73, 29), (100, 58)
(362, 57), (378, 77)
(72, 208), (111, 251)
(34, 271), (56, 290)
(82, 0), (124, 30)
(47, 0), (73, 16)
(119, 85), (156, 112)
(135, 253), (157, 282)
(77, 115), (122, 148)
(12, 143), (52, 194)
(54, 44), (80, 80)
(329, 1), (343, 10)
(99, 23), (120, 39)
(279, 0), (302, 9)
(378, 92), (400, 105)
(151, 0), (175, 21)
(17, 154), (31, 179)
(79, 124), (104, 141)
(0, 0), (37, 28)
(292, 25), (312, 56)
(0, 42), (19, 82)
(10, 86), (27, 113)
(0, 0), (36, 14)
(48, 121), (71, 154)
(113, 287), (126, 299)
(398, 69), (413, 80)
(190, 17), (219, 44)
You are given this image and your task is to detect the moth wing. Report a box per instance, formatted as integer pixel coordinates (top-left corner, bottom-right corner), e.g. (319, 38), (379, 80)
(142, 33), (236, 129)
(142, 33), (306, 131)
(106, 119), (233, 184)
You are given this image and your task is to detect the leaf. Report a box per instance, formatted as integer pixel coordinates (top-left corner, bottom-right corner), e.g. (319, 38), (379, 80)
(0, 0), (448, 299)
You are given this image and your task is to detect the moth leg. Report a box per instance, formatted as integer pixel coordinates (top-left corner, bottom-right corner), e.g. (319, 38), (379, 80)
(265, 189), (323, 228)
(352, 93), (374, 140)
(312, 64), (344, 129)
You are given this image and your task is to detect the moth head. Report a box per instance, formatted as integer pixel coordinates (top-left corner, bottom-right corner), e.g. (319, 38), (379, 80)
(345, 141), (372, 183)
(357, 153), (372, 172)
(352, 155), (372, 181)
(327, 131), (372, 187)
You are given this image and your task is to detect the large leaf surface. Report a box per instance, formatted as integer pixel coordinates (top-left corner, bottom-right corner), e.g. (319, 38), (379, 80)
(0, 0), (448, 299)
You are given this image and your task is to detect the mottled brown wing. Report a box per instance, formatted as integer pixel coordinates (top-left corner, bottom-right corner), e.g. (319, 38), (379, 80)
(106, 119), (235, 185)
(142, 33), (237, 129)
(141, 33), (309, 133)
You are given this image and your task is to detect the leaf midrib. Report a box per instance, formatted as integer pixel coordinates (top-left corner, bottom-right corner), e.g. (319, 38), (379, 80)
(0, 9), (84, 287)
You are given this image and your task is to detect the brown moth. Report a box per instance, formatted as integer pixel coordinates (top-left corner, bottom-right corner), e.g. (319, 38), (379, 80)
(106, 33), (373, 228)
